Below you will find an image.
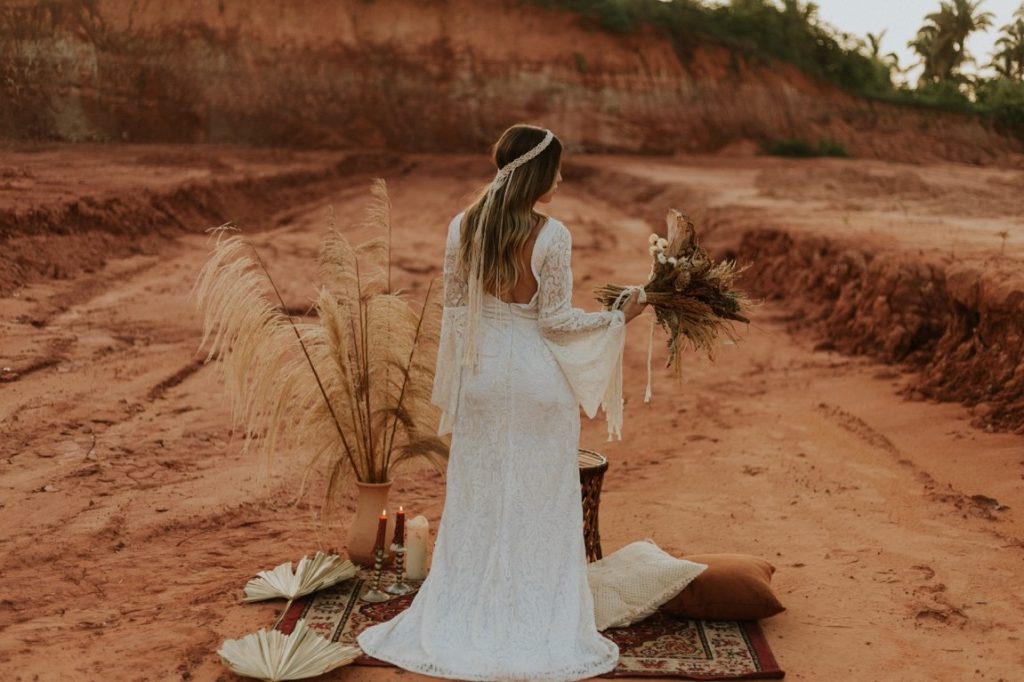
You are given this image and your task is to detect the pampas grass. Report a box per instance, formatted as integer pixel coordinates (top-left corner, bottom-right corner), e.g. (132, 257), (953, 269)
(595, 208), (754, 375)
(191, 179), (447, 518)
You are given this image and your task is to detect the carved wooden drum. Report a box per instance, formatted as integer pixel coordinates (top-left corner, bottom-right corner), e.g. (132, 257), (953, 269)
(577, 448), (608, 563)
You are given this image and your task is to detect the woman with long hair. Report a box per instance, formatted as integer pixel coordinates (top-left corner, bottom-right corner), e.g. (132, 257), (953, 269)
(356, 124), (647, 680)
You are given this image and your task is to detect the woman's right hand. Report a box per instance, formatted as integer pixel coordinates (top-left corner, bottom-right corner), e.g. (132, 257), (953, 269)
(620, 288), (647, 323)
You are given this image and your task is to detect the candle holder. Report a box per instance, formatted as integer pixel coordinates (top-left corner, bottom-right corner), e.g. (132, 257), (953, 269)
(360, 545), (390, 603)
(385, 542), (415, 595)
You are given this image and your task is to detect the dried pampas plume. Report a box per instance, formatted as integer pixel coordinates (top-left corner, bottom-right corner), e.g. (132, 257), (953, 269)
(191, 179), (448, 521)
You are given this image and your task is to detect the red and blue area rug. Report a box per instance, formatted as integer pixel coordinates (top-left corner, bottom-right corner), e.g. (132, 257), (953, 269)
(275, 569), (784, 680)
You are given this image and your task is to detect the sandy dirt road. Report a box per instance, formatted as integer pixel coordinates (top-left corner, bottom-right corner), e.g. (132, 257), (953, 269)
(1, 150), (1022, 681)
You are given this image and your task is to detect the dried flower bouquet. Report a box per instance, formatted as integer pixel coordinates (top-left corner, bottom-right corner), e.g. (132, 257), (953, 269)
(595, 209), (753, 375)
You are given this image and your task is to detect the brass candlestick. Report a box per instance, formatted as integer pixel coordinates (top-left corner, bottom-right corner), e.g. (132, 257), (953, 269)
(360, 545), (390, 603)
(385, 542), (414, 595)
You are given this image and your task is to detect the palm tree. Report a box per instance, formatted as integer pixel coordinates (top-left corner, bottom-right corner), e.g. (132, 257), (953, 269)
(908, 23), (947, 82)
(866, 29), (902, 70)
(866, 29), (884, 58)
(990, 3), (1024, 80)
(910, 0), (995, 83)
(861, 29), (905, 86)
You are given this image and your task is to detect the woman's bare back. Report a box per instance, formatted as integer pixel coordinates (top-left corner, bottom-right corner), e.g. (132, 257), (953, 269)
(485, 214), (547, 304)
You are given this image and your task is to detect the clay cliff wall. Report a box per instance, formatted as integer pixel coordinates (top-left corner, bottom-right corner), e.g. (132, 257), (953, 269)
(1, 0), (1020, 164)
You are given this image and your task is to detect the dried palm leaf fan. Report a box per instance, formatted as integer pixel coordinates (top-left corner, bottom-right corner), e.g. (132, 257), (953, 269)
(217, 617), (360, 681)
(191, 179), (448, 524)
(595, 209), (754, 380)
(242, 551), (357, 602)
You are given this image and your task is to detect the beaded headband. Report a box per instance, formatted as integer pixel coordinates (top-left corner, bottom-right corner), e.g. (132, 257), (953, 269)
(479, 129), (554, 218)
(494, 129), (554, 187)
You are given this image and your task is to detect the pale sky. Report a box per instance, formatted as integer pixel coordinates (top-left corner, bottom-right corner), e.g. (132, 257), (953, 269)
(810, 0), (1024, 83)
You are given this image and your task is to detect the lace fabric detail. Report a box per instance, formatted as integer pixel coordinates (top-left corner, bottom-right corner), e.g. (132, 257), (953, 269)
(430, 214), (469, 437)
(537, 223), (625, 338)
(367, 212), (623, 679)
(536, 222), (626, 431)
(442, 213), (468, 308)
(431, 214), (627, 438)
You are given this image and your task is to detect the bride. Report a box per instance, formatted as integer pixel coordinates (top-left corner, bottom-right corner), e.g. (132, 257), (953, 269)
(356, 124), (648, 681)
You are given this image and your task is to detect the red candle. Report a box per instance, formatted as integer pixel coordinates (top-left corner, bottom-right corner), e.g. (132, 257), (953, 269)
(392, 505), (405, 546)
(374, 508), (387, 552)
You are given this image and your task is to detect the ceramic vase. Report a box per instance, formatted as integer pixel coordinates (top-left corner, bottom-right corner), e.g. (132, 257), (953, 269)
(346, 479), (395, 567)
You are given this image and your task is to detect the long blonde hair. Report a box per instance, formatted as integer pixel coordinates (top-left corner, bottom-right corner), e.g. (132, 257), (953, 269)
(458, 124), (562, 301)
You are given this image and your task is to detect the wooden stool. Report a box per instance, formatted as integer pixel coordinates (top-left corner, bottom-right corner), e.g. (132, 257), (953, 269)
(578, 448), (608, 563)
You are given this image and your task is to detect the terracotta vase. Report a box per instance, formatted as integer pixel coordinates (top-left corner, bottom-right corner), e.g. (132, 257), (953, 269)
(346, 479), (396, 568)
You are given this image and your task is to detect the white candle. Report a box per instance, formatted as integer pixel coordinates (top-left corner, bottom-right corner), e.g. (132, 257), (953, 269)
(405, 514), (430, 580)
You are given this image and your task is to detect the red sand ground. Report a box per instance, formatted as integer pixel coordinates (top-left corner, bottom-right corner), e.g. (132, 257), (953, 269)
(1, 145), (1022, 681)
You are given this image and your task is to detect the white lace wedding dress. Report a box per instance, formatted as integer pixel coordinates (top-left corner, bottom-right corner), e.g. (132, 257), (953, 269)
(356, 211), (627, 681)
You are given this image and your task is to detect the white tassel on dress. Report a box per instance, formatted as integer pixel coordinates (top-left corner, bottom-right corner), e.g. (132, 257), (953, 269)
(603, 284), (649, 440)
(601, 320), (627, 442)
(460, 200), (488, 372)
(644, 314), (655, 403)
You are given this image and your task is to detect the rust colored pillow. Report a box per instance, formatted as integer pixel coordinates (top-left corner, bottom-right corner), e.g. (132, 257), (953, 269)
(658, 553), (785, 620)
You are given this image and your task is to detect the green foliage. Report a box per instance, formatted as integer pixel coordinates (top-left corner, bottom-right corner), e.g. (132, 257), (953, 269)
(914, 79), (975, 110)
(815, 139), (851, 157)
(975, 77), (1024, 129)
(909, 0), (994, 83)
(531, 0), (645, 34)
(760, 138), (850, 158)
(862, 84), (972, 117)
(990, 7), (1024, 79)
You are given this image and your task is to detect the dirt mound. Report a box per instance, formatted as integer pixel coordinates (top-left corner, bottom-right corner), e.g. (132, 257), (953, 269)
(734, 229), (1024, 433)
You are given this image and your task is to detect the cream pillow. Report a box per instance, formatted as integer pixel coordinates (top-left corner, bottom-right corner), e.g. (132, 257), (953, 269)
(587, 538), (708, 630)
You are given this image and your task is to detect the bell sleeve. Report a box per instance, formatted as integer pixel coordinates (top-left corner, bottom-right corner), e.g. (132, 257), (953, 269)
(430, 213), (467, 437)
(537, 223), (628, 440)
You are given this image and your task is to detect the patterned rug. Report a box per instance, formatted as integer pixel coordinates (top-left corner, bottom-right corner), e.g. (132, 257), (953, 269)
(275, 569), (784, 680)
